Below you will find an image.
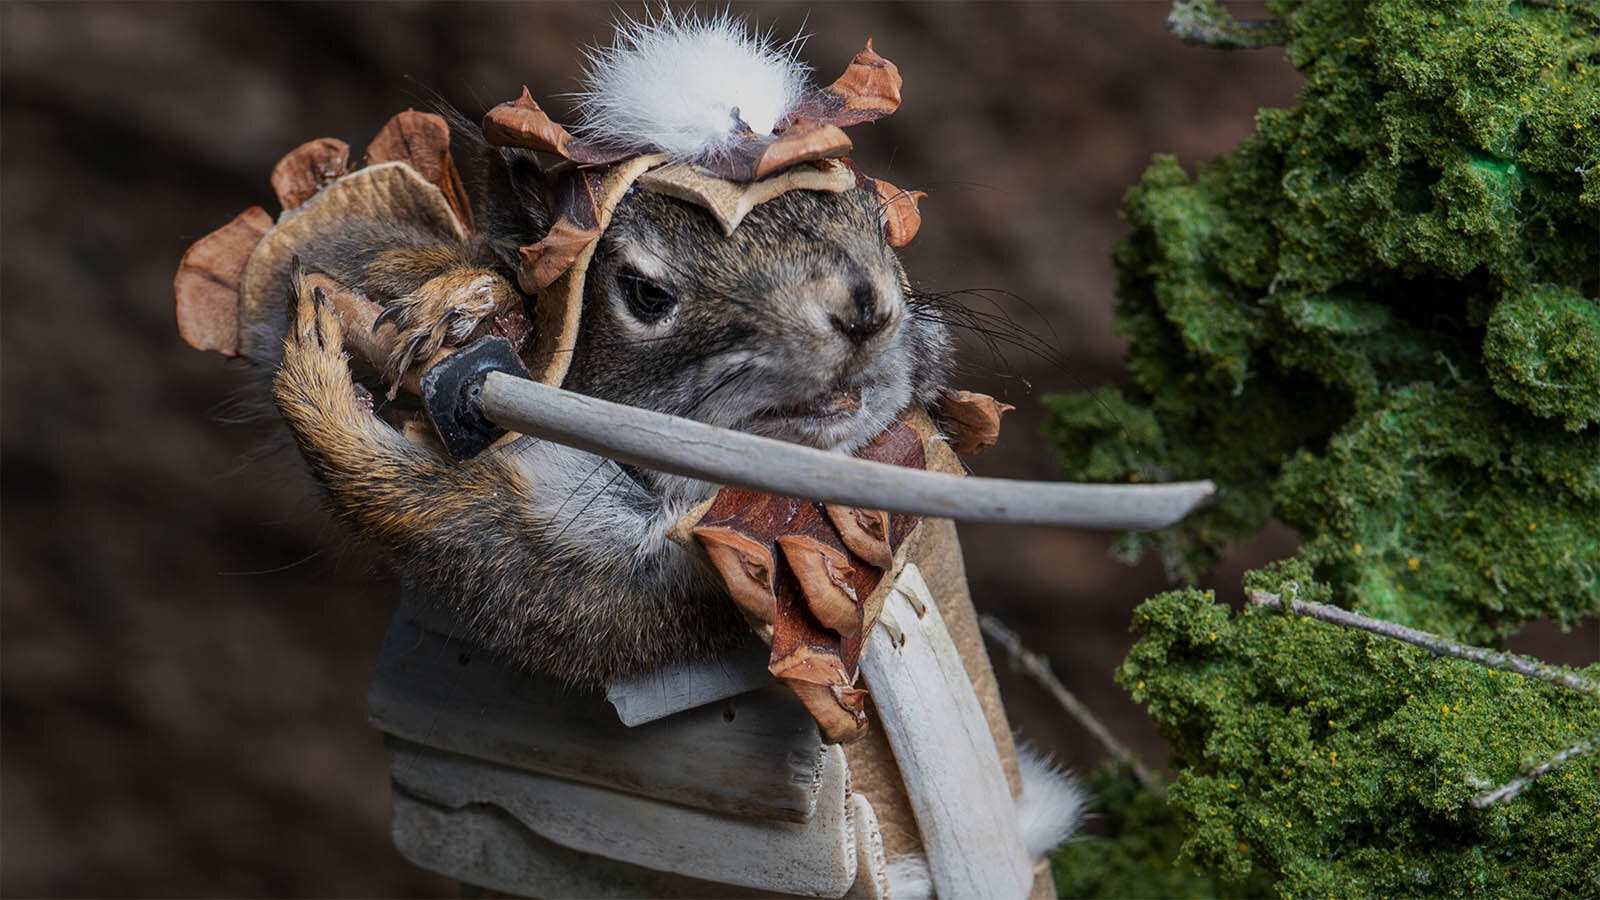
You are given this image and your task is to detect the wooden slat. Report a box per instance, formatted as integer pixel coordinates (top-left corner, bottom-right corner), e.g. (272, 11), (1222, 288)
(843, 793), (889, 900)
(390, 786), (798, 899)
(858, 564), (1034, 899)
(388, 739), (858, 898)
(369, 612), (824, 822)
(605, 631), (776, 726)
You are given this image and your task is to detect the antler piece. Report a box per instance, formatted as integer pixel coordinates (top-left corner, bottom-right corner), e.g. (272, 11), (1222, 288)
(872, 178), (926, 249)
(693, 525), (779, 627)
(936, 389), (1015, 456)
(778, 535), (863, 637)
(365, 110), (473, 230)
(482, 87), (574, 158)
(174, 206), (274, 356)
(824, 40), (903, 125)
(270, 138), (350, 211)
(824, 504), (894, 569)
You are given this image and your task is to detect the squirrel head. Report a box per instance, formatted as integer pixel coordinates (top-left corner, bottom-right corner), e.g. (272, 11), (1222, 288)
(474, 11), (945, 454)
(569, 177), (945, 454)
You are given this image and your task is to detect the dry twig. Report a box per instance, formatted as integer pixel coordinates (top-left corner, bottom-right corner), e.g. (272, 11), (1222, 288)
(1248, 590), (1599, 809)
(1246, 590), (1600, 698)
(480, 371), (1216, 530)
(1166, 0), (1287, 49)
(1471, 731), (1599, 808)
(979, 615), (1164, 794)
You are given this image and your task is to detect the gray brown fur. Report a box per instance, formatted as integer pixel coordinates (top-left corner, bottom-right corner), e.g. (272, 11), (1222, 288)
(265, 129), (951, 686)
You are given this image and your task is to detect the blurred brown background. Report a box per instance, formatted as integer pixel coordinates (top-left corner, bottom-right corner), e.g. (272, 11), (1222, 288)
(4, 3), (1581, 896)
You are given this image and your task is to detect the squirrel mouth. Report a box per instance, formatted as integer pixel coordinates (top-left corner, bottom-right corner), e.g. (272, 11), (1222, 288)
(761, 388), (862, 424)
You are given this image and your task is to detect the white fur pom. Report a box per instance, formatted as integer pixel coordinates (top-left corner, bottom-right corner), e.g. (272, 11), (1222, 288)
(1016, 743), (1086, 858)
(885, 853), (935, 900)
(883, 745), (1084, 896)
(572, 10), (809, 162)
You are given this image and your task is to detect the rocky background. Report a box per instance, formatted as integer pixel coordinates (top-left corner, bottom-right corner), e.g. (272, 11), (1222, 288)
(4, 3), (1589, 895)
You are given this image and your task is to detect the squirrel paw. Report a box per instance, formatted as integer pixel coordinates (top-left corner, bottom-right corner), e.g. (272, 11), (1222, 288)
(374, 268), (517, 387)
(275, 271), (374, 434)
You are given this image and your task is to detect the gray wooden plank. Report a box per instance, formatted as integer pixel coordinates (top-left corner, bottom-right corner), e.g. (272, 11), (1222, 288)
(369, 611), (824, 823)
(391, 785), (800, 899)
(389, 739), (858, 898)
(605, 631), (776, 725)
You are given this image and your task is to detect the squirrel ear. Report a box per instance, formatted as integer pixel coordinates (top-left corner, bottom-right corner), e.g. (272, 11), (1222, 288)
(500, 145), (553, 197)
(483, 145), (555, 237)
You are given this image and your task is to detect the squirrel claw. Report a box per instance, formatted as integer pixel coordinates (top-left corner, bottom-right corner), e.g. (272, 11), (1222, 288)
(374, 268), (516, 386)
(373, 303), (406, 329)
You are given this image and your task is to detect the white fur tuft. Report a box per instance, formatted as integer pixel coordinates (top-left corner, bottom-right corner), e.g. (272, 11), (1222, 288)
(885, 853), (934, 900)
(571, 10), (810, 162)
(1016, 743), (1086, 858)
(883, 745), (1085, 895)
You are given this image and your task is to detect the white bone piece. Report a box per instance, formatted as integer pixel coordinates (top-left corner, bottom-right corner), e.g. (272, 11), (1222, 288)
(859, 564), (1035, 900)
(843, 793), (890, 900)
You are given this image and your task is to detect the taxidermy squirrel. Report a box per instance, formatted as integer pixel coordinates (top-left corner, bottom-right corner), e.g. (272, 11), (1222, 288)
(243, 14), (952, 686)
(175, 14), (1090, 891)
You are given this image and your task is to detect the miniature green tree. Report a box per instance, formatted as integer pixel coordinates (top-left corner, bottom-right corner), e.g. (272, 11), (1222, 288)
(1044, 0), (1599, 642)
(1043, 0), (1600, 894)
(1110, 561), (1600, 897)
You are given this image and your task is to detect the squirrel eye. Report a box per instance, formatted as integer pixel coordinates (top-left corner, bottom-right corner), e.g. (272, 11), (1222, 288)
(619, 272), (678, 324)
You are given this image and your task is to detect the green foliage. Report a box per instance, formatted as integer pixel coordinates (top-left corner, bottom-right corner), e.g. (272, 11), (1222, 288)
(1042, 1), (1600, 894)
(1277, 381), (1600, 642)
(1116, 564), (1600, 899)
(1484, 284), (1600, 430)
(1042, 0), (1600, 640)
(1050, 765), (1276, 899)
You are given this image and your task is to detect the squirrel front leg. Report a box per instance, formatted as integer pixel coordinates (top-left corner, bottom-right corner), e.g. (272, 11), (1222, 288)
(273, 271), (535, 552)
(362, 244), (522, 387)
(272, 274), (742, 683)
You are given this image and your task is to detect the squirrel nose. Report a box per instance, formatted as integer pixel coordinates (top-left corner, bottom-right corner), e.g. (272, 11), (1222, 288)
(829, 279), (891, 346)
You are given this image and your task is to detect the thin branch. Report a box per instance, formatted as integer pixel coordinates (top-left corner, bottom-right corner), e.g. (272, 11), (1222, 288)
(1247, 590), (1600, 698)
(481, 370), (1216, 530)
(978, 614), (1165, 795)
(1471, 731), (1599, 808)
(1166, 0), (1287, 50)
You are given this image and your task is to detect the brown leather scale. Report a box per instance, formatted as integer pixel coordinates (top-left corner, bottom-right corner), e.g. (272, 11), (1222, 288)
(691, 421), (926, 742)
